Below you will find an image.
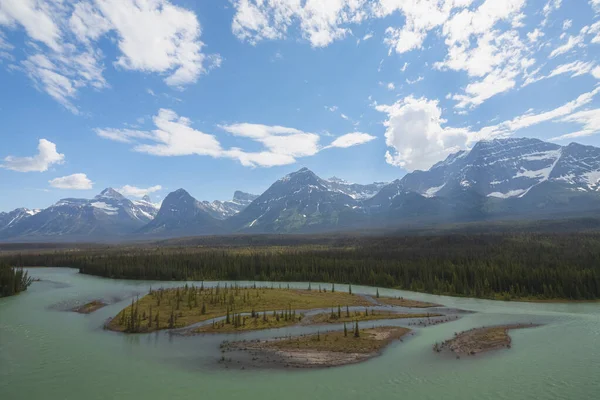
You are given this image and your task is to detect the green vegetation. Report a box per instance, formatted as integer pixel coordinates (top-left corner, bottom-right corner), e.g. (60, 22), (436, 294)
(307, 309), (442, 324)
(3, 233), (600, 300)
(108, 285), (370, 333)
(0, 263), (33, 297)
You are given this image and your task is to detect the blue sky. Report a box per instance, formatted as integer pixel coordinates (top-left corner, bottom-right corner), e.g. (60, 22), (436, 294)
(1, 0), (599, 212)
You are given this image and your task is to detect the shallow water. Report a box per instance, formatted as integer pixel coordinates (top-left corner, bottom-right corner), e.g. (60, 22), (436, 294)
(1, 267), (598, 400)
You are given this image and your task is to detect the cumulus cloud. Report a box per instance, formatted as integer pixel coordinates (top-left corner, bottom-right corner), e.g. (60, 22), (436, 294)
(2, 139), (65, 172)
(117, 185), (162, 198)
(49, 173), (93, 190)
(376, 87), (600, 171)
(376, 96), (470, 171)
(0, 0), (219, 112)
(97, 109), (374, 168)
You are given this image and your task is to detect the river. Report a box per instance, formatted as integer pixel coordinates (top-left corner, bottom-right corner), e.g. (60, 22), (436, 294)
(1, 267), (599, 400)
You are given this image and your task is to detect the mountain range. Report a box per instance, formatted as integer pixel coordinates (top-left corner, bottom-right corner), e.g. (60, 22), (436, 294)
(3, 137), (600, 241)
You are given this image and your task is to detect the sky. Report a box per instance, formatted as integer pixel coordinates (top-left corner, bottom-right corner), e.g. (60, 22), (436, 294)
(0, 0), (599, 212)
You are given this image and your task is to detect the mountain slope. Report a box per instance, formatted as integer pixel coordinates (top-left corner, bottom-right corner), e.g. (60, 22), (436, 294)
(198, 191), (258, 220)
(0, 188), (157, 240)
(0, 208), (41, 232)
(138, 189), (222, 236)
(227, 168), (366, 232)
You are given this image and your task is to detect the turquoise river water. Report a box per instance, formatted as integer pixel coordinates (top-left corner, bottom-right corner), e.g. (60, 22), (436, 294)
(1, 267), (599, 400)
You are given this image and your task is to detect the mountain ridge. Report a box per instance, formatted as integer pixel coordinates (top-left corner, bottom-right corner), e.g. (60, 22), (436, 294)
(3, 137), (600, 241)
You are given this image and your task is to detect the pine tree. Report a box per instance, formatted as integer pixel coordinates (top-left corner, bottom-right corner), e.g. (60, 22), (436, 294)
(376, 288), (380, 298)
(349, 284), (352, 295)
(354, 321), (360, 338)
(344, 322), (348, 337)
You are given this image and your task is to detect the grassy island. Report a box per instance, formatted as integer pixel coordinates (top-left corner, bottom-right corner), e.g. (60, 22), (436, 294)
(222, 326), (411, 368)
(72, 300), (106, 314)
(433, 324), (540, 356)
(108, 284), (372, 333)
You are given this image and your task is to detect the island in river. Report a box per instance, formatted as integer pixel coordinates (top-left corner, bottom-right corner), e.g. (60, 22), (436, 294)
(220, 326), (411, 369)
(107, 284), (441, 334)
(434, 324), (541, 356)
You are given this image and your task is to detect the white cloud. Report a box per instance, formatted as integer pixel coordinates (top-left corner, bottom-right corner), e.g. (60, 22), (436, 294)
(400, 62), (409, 72)
(436, 1), (533, 109)
(98, 108), (373, 168)
(378, 0), (474, 54)
(547, 61), (596, 78)
(49, 173), (93, 190)
(562, 19), (572, 30)
(549, 34), (584, 58)
(231, 0), (368, 48)
(386, 82), (395, 90)
(375, 96), (470, 171)
(2, 139), (65, 172)
(406, 76), (424, 85)
(219, 123), (320, 161)
(376, 87), (600, 171)
(340, 113), (350, 120)
(541, 0), (562, 26)
(328, 132), (376, 148)
(551, 109), (600, 141)
(590, 0), (600, 12)
(117, 185), (162, 198)
(527, 28), (544, 42)
(325, 105), (338, 112)
(0, 0), (219, 112)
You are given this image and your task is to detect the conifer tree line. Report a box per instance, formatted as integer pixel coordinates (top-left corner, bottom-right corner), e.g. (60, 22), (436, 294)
(2, 233), (600, 300)
(0, 262), (33, 297)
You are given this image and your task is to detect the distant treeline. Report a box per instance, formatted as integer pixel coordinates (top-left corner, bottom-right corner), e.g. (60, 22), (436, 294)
(2, 233), (600, 300)
(0, 263), (33, 297)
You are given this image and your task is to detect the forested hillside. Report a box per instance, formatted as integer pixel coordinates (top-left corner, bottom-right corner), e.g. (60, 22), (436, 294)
(3, 233), (599, 300)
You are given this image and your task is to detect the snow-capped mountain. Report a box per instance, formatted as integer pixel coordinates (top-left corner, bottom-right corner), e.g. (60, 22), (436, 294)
(3, 137), (600, 241)
(0, 208), (41, 232)
(138, 189), (222, 236)
(368, 137), (600, 220)
(132, 195), (160, 220)
(198, 191), (258, 220)
(227, 168), (366, 232)
(324, 177), (388, 200)
(372, 138), (600, 203)
(0, 188), (158, 239)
